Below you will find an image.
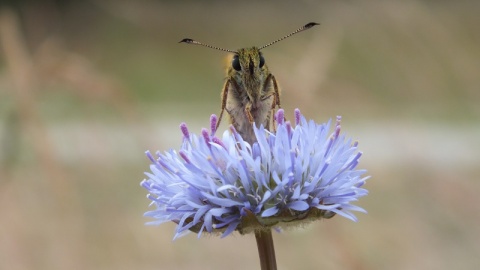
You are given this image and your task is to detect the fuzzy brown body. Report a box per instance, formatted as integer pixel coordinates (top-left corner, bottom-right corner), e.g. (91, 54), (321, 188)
(179, 22), (319, 144)
(218, 47), (280, 144)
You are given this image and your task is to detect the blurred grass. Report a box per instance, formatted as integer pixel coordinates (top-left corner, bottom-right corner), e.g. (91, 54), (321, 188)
(1, 1), (479, 269)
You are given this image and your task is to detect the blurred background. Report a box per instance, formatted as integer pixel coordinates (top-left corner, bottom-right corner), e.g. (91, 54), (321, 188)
(0, 0), (479, 269)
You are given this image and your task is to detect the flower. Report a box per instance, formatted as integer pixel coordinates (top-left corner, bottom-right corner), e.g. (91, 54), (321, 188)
(141, 109), (369, 239)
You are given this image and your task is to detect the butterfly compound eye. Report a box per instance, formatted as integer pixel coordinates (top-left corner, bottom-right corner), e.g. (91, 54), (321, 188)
(232, 55), (241, 71)
(259, 54), (265, 68)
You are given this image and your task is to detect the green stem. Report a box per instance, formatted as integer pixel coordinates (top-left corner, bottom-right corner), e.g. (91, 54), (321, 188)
(255, 229), (277, 270)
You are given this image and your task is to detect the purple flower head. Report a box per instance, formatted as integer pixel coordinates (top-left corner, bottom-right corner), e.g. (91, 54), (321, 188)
(141, 109), (369, 239)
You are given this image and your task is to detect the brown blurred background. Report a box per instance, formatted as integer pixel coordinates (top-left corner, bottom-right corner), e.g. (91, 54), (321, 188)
(0, 1), (479, 269)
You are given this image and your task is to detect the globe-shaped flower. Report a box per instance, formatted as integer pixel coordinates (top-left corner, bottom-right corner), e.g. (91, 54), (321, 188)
(141, 109), (369, 239)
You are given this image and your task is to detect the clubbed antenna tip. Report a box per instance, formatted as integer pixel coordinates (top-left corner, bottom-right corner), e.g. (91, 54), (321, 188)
(305, 22), (320, 29)
(179, 38), (194, 44)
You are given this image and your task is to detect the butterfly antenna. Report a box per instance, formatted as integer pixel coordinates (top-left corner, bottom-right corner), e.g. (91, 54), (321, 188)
(258, 22), (319, 50)
(179, 38), (236, 53)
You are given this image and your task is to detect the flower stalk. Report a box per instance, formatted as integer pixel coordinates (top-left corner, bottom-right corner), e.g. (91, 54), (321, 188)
(255, 229), (277, 270)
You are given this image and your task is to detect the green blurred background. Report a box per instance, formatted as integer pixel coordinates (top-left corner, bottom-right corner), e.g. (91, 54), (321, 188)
(1, 1), (479, 269)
